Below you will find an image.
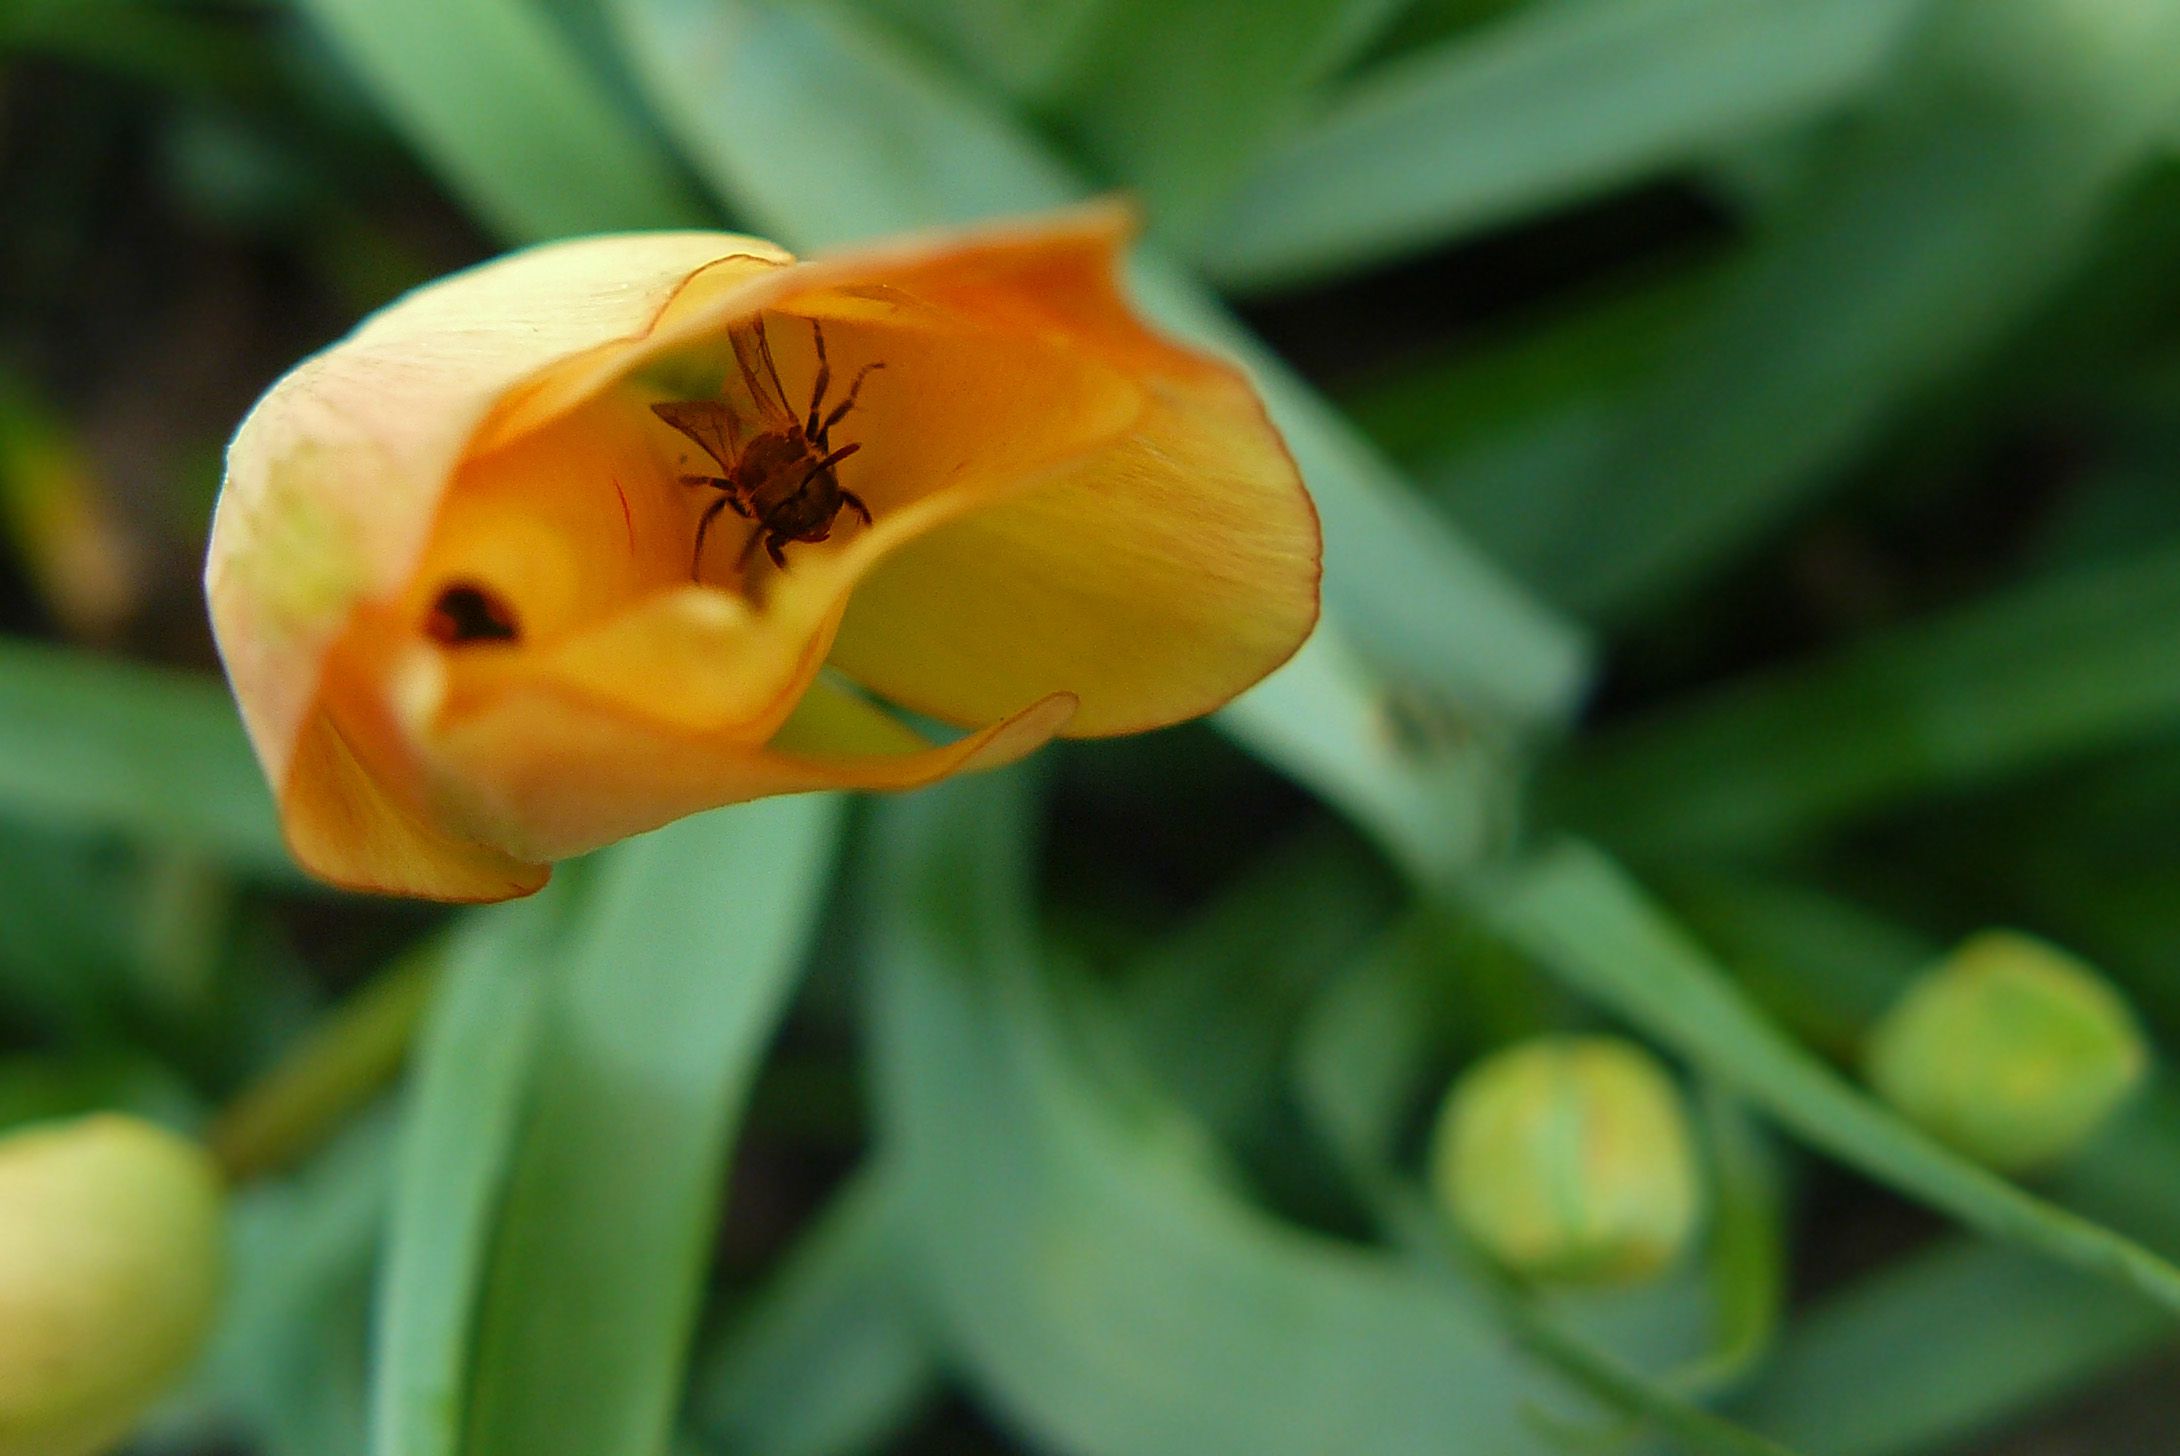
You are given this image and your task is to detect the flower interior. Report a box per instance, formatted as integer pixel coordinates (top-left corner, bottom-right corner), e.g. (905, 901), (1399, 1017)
(357, 285), (1136, 860)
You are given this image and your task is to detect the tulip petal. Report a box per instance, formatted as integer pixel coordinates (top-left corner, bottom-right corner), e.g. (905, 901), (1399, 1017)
(766, 677), (1078, 786)
(738, 204), (1322, 736)
(210, 205), (1316, 901)
(210, 233), (790, 790)
(411, 674), (1075, 865)
(826, 334), (1320, 737)
(281, 658), (549, 901)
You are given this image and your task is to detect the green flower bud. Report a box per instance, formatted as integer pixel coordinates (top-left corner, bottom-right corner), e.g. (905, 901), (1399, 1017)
(1865, 931), (2149, 1174)
(0, 1115), (225, 1456)
(1429, 1037), (1702, 1286)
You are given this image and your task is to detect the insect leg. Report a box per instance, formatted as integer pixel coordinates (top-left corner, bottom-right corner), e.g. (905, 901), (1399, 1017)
(679, 475), (754, 517)
(765, 535), (790, 569)
(737, 525), (766, 573)
(798, 440), (862, 487)
(691, 496), (732, 579)
(838, 488), (873, 526)
(806, 319), (831, 438)
(818, 362), (885, 442)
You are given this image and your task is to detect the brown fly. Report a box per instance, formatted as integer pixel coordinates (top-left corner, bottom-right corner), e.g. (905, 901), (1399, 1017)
(651, 315), (881, 577)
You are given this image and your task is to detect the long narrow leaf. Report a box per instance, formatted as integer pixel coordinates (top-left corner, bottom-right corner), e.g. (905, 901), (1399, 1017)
(463, 797), (842, 1456)
(216, 1113), (397, 1456)
(852, 0), (1114, 105)
(1546, 541), (2180, 856)
(1117, 824), (1394, 1138)
(1532, 0), (2180, 614)
(1735, 1100), (2180, 1453)
(682, 1168), (937, 1456)
(1201, 0), (1928, 287)
(1054, 0), (1412, 243)
(370, 891), (566, 1456)
(296, 0), (708, 242)
(864, 774), (1603, 1455)
(0, 636), (288, 876)
(1472, 842), (2180, 1323)
(1737, 1240), (2162, 1455)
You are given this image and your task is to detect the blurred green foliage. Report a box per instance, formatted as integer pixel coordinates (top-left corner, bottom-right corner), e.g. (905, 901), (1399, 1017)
(5, 0), (2180, 1452)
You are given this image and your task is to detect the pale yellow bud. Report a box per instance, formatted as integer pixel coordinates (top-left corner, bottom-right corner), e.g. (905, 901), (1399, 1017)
(1865, 931), (2149, 1174)
(0, 1116), (224, 1456)
(1429, 1037), (1702, 1286)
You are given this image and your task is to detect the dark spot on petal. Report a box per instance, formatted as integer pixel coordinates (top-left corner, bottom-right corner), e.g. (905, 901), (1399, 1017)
(426, 583), (520, 646)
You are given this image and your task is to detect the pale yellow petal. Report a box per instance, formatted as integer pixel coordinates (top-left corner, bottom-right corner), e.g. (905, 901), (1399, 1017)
(818, 225), (1321, 735)
(209, 232), (790, 789)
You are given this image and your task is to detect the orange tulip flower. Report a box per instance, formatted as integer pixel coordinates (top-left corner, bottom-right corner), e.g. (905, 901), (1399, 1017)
(206, 205), (1320, 902)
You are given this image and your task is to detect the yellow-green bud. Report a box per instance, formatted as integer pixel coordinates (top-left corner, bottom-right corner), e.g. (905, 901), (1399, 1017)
(1865, 931), (2149, 1174)
(0, 1115), (225, 1456)
(1429, 1036), (1702, 1286)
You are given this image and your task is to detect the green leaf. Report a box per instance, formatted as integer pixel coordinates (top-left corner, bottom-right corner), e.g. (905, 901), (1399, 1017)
(1736, 1241), (2161, 1455)
(850, 0), (1114, 104)
(680, 825), (1394, 1456)
(613, 0), (1589, 827)
(1116, 825), (1395, 1139)
(1283, 920), (1792, 1453)
(1673, 1089), (1785, 1396)
(1523, 0), (2180, 614)
(1367, 1177), (1802, 1456)
(1544, 541), (2180, 857)
(1659, 869), (1934, 1055)
(864, 772), (1602, 1455)
(1290, 920), (1456, 1170)
(0, 637), (290, 877)
(294, 0), (708, 242)
(615, 0), (1079, 241)
(464, 796), (843, 1456)
(1733, 1100), (2180, 1453)
(1199, 0), (1929, 288)
(682, 1169), (938, 1456)
(371, 890), (564, 1456)
(1051, 0), (1412, 243)
(1471, 841), (2180, 1324)
(213, 941), (443, 1183)
(218, 1110), (397, 1456)
(0, 824), (140, 1037)
(1288, 924), (1767, 1411)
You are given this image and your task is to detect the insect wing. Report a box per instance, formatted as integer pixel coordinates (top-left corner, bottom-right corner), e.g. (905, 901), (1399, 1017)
(650, 400), (743, 472)
(732, 325), (798, 428)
